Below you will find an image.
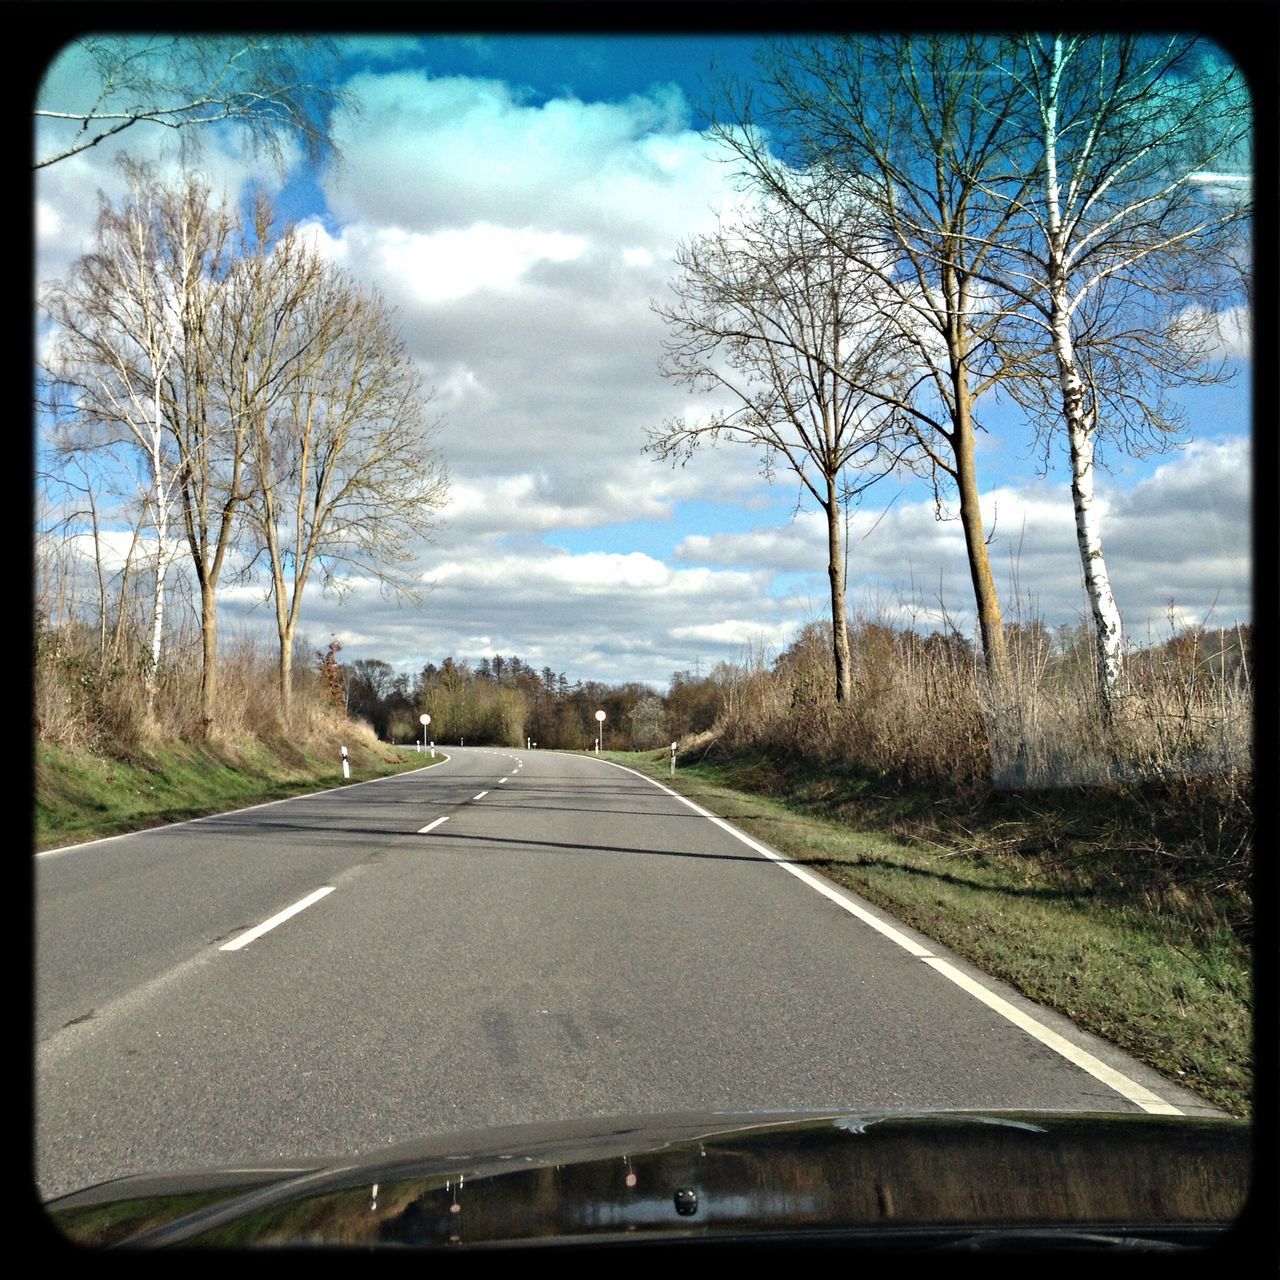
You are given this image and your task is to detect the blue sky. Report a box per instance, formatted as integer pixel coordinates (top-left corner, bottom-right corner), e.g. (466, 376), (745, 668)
(34, 29), (1253, 688)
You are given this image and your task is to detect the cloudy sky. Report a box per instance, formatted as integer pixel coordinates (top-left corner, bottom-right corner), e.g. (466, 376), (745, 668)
(33, 28), (1253, 690)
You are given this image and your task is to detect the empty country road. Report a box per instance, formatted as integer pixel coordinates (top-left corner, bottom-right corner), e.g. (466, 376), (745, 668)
(34, 747), (1219, 1200)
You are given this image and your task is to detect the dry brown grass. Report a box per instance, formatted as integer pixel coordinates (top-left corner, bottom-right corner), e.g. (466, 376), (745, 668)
(707, 618), (1252, 800)
(34, 621), (151, 756)
(33, 620), (355, 761)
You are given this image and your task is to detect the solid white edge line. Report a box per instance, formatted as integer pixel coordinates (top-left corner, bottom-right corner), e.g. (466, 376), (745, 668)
(418, 816), (449, 833)
(37, 752), (454, 858)
(220, 886), (334, 952)
(588, 755), (1183, 1117)
(919, 957), (1181, 1114)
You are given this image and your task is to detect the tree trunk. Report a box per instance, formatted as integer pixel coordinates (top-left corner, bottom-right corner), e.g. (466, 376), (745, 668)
(85, 483), (109, 663)
(1066, 396), (1126, 719)
(262, 491), (295, 726)
(1051, 290), (1125, 717)
(110, 522), (143, 663)
(278, 631), (294, 725)
(146, 434), (167, 713)
(199, 583), (218, 735)
(825, 476), (853, 703)
(953, 374), (1008, 685)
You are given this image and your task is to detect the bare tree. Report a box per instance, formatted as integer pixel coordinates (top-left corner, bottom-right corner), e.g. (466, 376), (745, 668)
(42, 161), (189, 710)
(242, 238), (449, 722)
(649, 186), (914, 703)
(35, 35), (354, 171)
(995, 34), (1251, 717)
(145, 173), (241, 734)
(165, 192), (328, 733)
(713, 34), (1039, 684)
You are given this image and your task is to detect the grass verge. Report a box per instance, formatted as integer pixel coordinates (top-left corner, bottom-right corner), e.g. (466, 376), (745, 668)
(610, 749), (1252, 1119)
(34, 738), (441, 852)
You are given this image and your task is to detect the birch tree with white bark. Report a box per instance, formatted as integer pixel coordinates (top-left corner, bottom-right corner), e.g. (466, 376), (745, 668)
(42, 161), (189, 711)
(44, 164), (276, 734)
(997, 34), (1250, 718)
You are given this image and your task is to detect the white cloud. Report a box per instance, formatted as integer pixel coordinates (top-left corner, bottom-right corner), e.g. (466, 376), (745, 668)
(1176, 303), (1251, 361)
(179, 68), (769, 557)
(327, 73), (721, 246)
(1215, 306), (1251, 360)
(669, 620), (794, 649)
(430, 548), (767, 600)
(677, 518), (827, 574)
(321, 222), (589, 304)
(440, 467), (720, 539)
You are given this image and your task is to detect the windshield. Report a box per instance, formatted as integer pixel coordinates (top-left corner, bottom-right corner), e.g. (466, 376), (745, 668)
(32, 11), (1260, 1252)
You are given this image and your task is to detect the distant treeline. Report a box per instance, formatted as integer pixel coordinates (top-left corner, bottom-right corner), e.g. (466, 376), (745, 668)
(339, 651), (720, 751)
(336, 617), (1251, 790)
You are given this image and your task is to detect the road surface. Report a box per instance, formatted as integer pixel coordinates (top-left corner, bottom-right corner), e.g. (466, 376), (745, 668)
(34, 746), (1219, 1199)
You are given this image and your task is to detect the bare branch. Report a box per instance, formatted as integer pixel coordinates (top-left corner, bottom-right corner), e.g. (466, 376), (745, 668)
(35, 35), (356, 171)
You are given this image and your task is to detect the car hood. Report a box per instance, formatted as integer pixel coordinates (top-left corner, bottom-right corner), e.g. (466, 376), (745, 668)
(44, 1108), (1251, 1249)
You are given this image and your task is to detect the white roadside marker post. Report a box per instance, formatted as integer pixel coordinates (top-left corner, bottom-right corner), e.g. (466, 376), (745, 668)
(341, 745), (350, 779)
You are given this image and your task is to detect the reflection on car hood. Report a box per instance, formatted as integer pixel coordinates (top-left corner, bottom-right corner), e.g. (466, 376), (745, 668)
(45, 1109), (1251, 1249)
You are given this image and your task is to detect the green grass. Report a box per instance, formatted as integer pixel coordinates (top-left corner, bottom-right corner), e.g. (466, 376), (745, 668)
(608, 749), (1252, 1119)
(34, 738), (440, 852)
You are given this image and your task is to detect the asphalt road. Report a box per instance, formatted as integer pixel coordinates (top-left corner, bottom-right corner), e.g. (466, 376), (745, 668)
(33, 746), (1220, 1199)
